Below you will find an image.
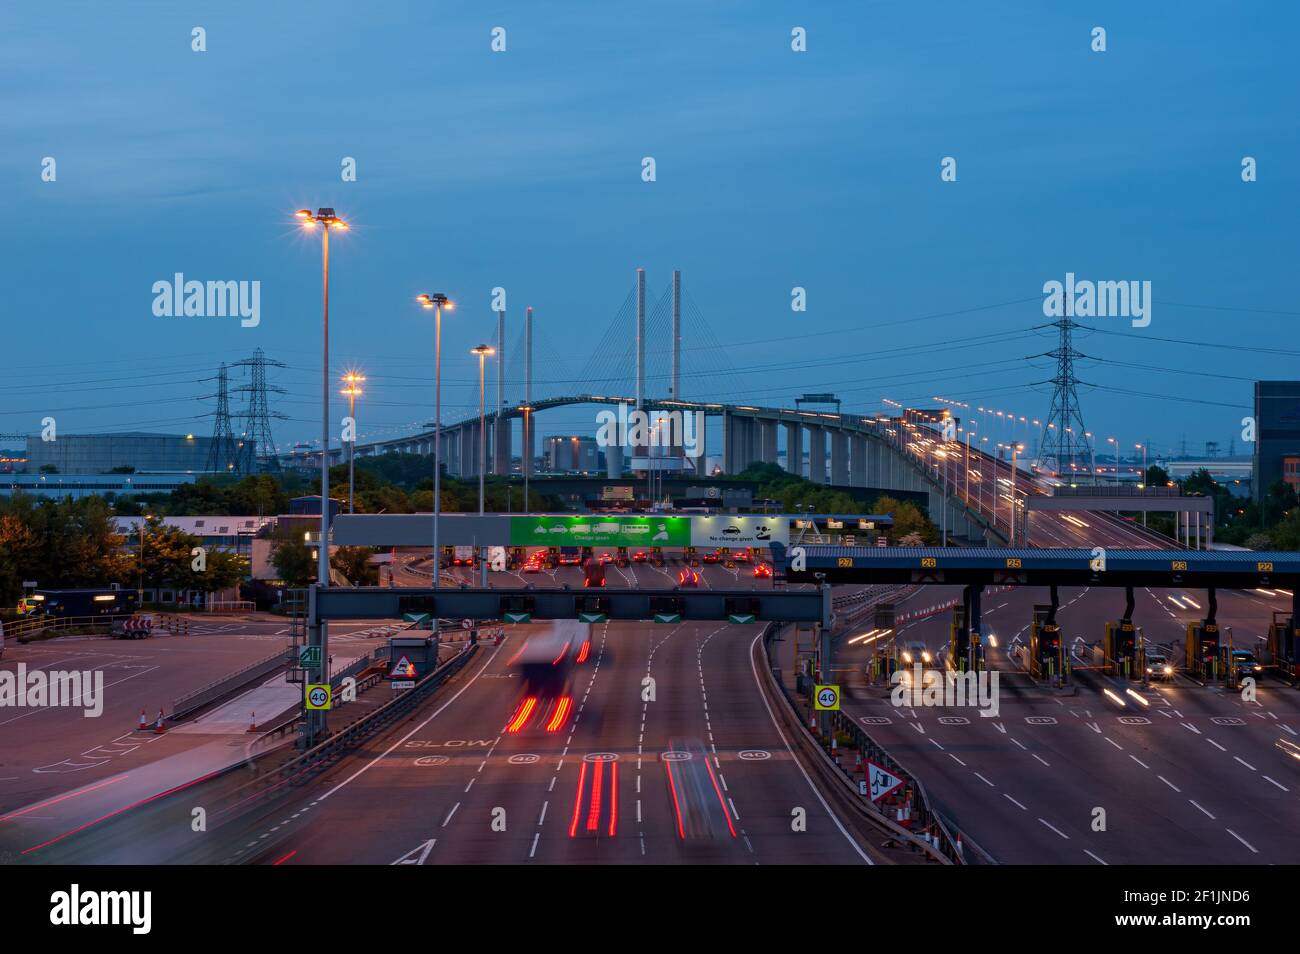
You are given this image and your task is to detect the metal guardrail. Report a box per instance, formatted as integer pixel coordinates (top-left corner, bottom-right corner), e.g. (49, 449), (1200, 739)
(211, 643), (480, 823)
(761, 624), (971, 864)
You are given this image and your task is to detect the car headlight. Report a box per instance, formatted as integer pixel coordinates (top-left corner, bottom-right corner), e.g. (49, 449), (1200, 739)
(902, 652), (913, 664)
(1163, 665), (1173, 675)
(922, 651), (932, 663)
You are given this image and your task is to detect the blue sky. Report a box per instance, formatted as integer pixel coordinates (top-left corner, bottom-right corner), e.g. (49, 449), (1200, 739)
(5, 1), (1297, 463)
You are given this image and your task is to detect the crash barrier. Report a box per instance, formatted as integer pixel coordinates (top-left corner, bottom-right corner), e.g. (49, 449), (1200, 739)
(170, 648), (289, 721)
(762, 624), (976, 865)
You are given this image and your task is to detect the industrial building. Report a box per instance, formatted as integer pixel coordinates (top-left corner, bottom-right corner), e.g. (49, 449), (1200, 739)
(0, 472), (199, 500)
(1252, 381), (1300, 502)
(23, 432), (247, 475)
(544, 435), (601, 473)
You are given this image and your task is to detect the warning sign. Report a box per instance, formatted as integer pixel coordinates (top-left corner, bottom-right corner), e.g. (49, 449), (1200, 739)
(865, 759), (905, 802)
(389, 655), (417, 679)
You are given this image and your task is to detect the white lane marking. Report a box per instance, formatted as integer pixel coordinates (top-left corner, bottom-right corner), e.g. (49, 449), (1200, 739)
(1083, 849), (1108, 865)
(1004, 794), (1027, 811)
(1262, 775), (1289, 792)
(317, 643), (503, 802)
(748, 632), (874, 865)
(1032, 754), (1051, 767)
(1188, 800), (1216, 820)
(1233, 756), (1255, 771)
(1225, 829), (1259, 854)
(1129, 755), (1149, 769)
(1157, 775), (1181, 793)
(1039, 818), (1070, 840)
(442, 802), (460, 827)
(1206, 738), (1226, 752)
(973, 772), (995, 787)
(948, 753), (967, 767)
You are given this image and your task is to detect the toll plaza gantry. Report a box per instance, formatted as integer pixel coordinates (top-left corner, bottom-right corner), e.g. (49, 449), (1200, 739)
(776, 544), (1300, 686)
(298, 584), (831, 746)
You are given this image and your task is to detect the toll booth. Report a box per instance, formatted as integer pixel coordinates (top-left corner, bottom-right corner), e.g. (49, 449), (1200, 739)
(650, 547), (665, 566)
(948, 606), (964, 673)
(871, 604), (897, 684)
(1029, 604), (1064, 681)
(721, 547), (735, 568)
(1103, 621), (1139, 679)
(1267, 611), (1298, 677)
(509, 546), (526, 570)
(615, 546), (630, 567)
(386, 635), (441, 692)
(683, 546), (698, 566)
(1185, 622), (1222, 680)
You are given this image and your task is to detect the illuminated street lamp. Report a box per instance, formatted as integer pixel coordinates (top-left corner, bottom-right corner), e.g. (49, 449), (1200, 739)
(471, 345), (495, 515)
(294, 207), (348, 590)
(416, 292), (454, 586)
(340, 372), (365, 514)
(1136, 443), (1148, 526)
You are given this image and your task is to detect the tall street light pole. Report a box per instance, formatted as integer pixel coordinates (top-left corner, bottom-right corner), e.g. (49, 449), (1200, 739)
(471, 345), (494, 514)
(296, 208), (348, 588)
(518, 404), (533, 512)
(341, 372), (365, 513)
(417, 293), (453, 587)
(295, 207), (347, 747)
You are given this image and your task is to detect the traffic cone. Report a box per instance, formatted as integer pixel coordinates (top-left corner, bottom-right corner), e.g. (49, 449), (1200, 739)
(138, 709), (147, 730)
(246, 711), (257, 733)
(153, 709), (166, 734)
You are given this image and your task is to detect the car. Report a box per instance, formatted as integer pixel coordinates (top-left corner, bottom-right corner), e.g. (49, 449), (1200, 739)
(632, 550), (648, 563)
(598, 552), (613, 565)
(677, 568), (701, 589)
(1145, 652), (1174, 681)
(733, 548), (750, 563)
(899, 640), (931, 665)
(752, 563), (773, 579)
(522, 558), (543, 574)
(1229, 650), (1263, 678)
(701, 550), (722, 564)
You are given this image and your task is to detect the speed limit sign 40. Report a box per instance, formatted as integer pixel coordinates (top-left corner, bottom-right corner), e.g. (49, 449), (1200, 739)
(305, 684), (332, 710)
(814, 685), (841, 711)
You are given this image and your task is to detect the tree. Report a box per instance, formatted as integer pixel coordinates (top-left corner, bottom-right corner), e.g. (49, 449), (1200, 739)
(1144, 464), (1170, 488)
(332, 546), (379, 585)
(271, 538), (315, 586)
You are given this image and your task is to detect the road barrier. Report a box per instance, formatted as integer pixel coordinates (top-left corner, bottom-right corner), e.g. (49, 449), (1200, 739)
(761, 623), (982, 865)
(210, 642), (480, 822)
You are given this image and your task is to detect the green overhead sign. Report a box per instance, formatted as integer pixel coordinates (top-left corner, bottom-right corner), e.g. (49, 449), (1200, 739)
(510, 516), (690, 547)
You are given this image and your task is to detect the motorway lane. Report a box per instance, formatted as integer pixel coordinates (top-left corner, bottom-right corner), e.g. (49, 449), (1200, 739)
(222, 619), (874, 865)
(836, 582), (1300, 863)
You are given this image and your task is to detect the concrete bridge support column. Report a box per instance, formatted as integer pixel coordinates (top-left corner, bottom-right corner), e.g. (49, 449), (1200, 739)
(850, 434), (869, 488)
(606, 444), (623, 478)
(783, 422), (802, 475)
(493, 418), (511, 475)
(760, 419), (779, 465)
(807, 426), (826, 484)
(830, 431), (849, 485)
